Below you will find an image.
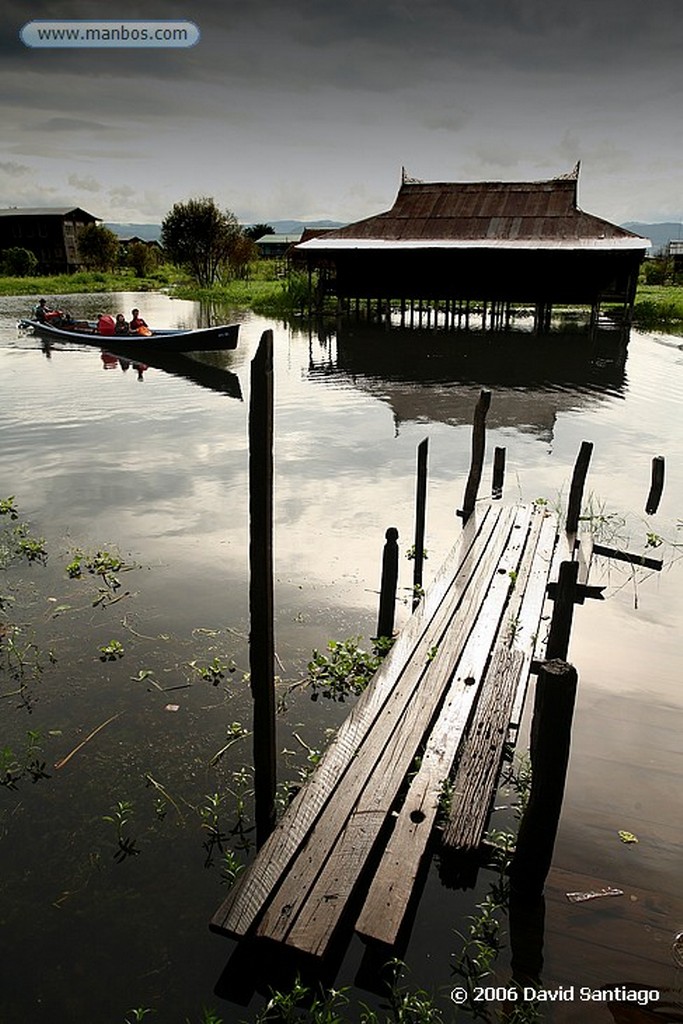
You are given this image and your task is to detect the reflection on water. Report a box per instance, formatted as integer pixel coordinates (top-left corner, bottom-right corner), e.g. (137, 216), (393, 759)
(1, 295), (682, 1023)
(308, 322), (627, 441)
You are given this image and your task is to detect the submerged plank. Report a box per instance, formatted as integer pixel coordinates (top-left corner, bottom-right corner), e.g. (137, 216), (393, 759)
(211, 506), (500, 938)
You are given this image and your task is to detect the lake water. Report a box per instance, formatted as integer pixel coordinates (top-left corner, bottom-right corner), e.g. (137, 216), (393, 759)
(1, 292), (681, 1023)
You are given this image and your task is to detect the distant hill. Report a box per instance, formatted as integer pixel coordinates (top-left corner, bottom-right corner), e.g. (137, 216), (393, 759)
(106, 223), (161, 241)
(260, 220), (345, 235)
(106, 219), (345, 242)
(622, 222), (683, 254)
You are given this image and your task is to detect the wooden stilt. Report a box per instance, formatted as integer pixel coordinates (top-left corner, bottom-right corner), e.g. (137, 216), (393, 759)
(645, 455), (665, 514)
(377, 527), (399, 639)
(509, 659), (578, 896)
(492, 446), (506, 499)
(459, 389), (492, 522)
(412, 439), (429, 610)
(565, 441), (593, 535)
(249, 331), (277, 847)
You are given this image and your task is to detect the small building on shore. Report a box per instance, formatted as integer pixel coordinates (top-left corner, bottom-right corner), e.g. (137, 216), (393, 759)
(295, 165), (649, 332)
(0, 206), (99, 273)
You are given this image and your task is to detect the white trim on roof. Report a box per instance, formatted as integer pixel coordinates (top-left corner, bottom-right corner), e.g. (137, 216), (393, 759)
(296, 237), (650, 252)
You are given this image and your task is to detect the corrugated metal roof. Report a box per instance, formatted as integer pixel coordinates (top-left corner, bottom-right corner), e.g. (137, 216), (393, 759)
(297, 173), (648, 251)
(298, 237), (649, 251)
(0, 206), (99, 218)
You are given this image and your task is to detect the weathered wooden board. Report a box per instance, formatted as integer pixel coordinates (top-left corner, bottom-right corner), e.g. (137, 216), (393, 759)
(355, 508), (535, 946)
(259, 508), (524, 953)
(211, 506), (501, 938)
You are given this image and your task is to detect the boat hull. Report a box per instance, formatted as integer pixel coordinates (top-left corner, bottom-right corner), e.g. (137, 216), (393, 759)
(18, 319), (239, 353)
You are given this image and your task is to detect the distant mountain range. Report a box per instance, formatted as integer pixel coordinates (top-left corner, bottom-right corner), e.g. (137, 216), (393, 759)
(107, 220), (682, 253)
(106, 220), (345, 242)
(622, 223), (683, 253)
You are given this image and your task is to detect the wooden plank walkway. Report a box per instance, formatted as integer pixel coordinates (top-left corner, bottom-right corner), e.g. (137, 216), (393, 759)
(211, 502), (572, 956)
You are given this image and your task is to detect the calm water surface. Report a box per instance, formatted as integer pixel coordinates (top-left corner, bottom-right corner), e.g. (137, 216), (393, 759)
(0, 293), (681, 1023)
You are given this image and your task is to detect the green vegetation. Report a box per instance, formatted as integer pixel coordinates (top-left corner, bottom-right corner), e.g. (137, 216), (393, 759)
(0, 265), (181, 295)
(632, 284), (683, 326)
(161, 196), (244, 287)
(306, 635), (394, 702)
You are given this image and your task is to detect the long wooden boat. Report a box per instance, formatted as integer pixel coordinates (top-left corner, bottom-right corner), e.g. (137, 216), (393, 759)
(18, 318), (239, 353)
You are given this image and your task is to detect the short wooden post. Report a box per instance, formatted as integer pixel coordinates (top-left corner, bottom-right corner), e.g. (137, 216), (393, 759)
(645, 456), (665, 515)
(545, 560), (579, 661)
(459, 389), (491, 522)
(249, 331), (276, 847)
(492, 446), (506, 499)
(377, 527), (399, 639)
(412, 439), (429, 610)
(565, 441), (593, 535)
(510, 659), (578, 896)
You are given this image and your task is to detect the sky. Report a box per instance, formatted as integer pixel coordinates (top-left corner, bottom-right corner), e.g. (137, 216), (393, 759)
(2, 0), (682, 227)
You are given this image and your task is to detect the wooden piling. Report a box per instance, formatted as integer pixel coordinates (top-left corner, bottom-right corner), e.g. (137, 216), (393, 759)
(459, 389), (492, 522)
(645, 456), (665, 515)
(249, 330), (277, 847)
(377, 527), (399, 639)
(492, 446), (506, 500)
(545, 560), (579, 661)
(510, 659), (578, 896)
(412, 439), (429, 610)
(565, 441), (593, 535)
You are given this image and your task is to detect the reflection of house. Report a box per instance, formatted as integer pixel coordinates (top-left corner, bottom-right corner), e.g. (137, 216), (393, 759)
(296, 165), (649, 332)
(306, 322), (627, 442)
(0, 206), (100, 273)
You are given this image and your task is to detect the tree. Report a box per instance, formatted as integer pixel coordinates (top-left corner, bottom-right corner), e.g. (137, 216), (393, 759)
(226, 234), (258, 280)
(244, 223), (275, 241)
(1, 247), (38, 276)
(77, 223), (120, 271)
(161, 197), (240, 287)
(127, 241), (159, 278)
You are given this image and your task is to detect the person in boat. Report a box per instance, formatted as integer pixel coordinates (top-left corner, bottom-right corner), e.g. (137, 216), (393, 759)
(96, 313), (115, 336)
(34, 298), (62, 323)
(129, 308), (148, 331)
(114, 314), (129, 335)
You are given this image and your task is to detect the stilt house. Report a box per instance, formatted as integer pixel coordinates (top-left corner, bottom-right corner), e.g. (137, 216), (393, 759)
(295, 165), (649, 330)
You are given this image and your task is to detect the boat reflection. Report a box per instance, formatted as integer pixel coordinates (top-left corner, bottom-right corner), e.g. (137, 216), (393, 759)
(307, 322), (628, 441)
(40, 340), (243, 401)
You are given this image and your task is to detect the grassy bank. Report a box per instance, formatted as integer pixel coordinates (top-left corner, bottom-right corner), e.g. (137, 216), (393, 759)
(632, 284), (683, 326)
(0, 266), (181, 296)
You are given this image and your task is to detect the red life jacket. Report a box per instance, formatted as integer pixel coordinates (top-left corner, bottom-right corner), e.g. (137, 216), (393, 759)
(97, 315), (115, 335)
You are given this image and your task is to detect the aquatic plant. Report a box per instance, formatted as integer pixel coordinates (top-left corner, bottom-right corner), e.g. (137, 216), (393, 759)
(307, 635), (393, 702)
(103, 799), (140, 861)
(99, 639), (125, 661)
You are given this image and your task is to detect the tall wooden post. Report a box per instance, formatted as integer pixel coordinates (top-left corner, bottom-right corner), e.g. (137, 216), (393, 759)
(492, 446), (506, 499)
(546, 560), (579, 661)
(249, 331), (276, 847)
(565, 441), (593, 535)
(645, 455), (665, 514)
(377, 528), (399, 639)
(412, 439), (429, 610)
(459, 389), (491, 522)
(510, 660), (578, 896)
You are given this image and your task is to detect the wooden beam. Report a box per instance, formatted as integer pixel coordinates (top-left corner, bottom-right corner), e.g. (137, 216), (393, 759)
(412, 439), (429, 610)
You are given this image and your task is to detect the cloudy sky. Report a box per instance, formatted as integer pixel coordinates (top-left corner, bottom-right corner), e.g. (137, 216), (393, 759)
(2, 0), (682, 227)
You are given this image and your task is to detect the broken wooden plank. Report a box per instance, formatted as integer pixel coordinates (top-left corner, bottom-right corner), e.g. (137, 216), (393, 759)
(256, 509), (525, 954)
(210, 505), (501, 938)
(441, 647), (525, 852)
(592, 543), (664, 571)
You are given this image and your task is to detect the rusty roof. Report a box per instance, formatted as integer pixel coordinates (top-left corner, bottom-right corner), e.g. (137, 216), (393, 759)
(298, 170), (649, 251)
